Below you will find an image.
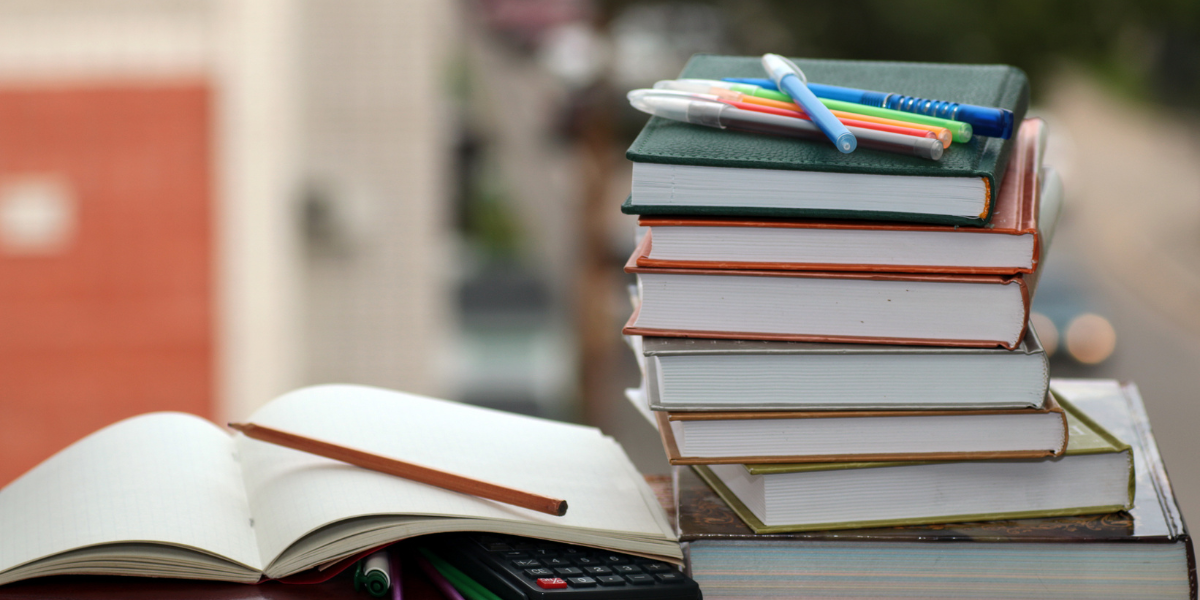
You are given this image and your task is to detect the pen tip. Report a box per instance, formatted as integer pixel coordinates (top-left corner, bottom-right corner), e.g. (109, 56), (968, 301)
(837, 132), (857, 153)
(227, 422), (246, 431)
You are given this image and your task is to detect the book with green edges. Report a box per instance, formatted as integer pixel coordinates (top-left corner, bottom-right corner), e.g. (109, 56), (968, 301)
(624, 55), (1029, 226)
(694, 394), (1132, 533)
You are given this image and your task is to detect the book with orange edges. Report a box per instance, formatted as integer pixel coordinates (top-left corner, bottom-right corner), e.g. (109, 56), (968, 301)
(634, 119), (1059, 275)
(623, 233), (1041, 349)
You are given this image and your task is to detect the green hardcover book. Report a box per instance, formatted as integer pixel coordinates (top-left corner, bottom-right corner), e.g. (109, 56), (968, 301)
(694, 393), (1132, 533)
(677, 380), (1195, 600)
(624, 55), (1029, 226)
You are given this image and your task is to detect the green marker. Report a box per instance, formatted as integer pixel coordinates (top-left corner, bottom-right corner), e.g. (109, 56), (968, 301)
(659, 79), (973, 143)
(419, 547), (502, 600)
(354, 550), (391, 597)
(726, 82), (792, 102)
(817, 97), (973, 142)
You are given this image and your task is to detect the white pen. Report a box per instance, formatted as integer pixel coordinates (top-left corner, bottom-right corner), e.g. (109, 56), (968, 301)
(627, 90), (942, 161)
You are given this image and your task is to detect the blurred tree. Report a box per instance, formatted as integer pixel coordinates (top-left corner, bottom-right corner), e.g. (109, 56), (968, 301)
(599, 0), (1200, 107)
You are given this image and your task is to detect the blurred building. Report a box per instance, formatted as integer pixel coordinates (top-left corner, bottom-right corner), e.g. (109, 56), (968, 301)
(0, 0), (456, 485)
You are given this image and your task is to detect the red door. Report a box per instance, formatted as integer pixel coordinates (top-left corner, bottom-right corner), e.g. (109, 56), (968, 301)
(0, 84), (213, 485)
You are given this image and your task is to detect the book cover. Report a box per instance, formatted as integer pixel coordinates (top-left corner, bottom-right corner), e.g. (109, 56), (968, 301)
(624, 55), (1030, 226)
(634, 118), (1057, 275)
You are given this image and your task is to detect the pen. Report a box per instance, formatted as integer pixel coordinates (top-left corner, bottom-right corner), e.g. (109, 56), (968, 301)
(761, 54), (855, 153)
(389, 550), (403, 600)
(653, 81), (952, 148)
(723, 76), (1013, 138)
(674, 78), (795, 102)
(418, 548), (502, 600)
(628, 90), (942, 161)
(355, 550), (392, 597)
(672, 78), (971, 142)
(639, 88), (943, 146)
(416, 555), (466, 600)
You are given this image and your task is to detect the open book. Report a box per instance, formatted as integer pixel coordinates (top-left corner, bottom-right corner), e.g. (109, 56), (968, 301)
(0, 385), (679, 585)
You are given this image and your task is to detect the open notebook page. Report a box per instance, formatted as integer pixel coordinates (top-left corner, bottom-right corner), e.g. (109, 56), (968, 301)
(0, 413), (262, 584)
(237, 385), (678, 576)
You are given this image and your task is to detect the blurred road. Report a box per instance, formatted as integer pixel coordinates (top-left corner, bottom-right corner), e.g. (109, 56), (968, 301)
(1043, 72), (1200, 524)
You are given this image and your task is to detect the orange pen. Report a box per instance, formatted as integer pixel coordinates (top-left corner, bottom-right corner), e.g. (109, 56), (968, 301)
(718, 99), (941, 144)
(708, 88), (952, 148)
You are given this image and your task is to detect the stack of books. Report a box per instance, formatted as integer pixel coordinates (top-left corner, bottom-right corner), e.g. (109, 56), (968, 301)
(620, 55), (1195, 599)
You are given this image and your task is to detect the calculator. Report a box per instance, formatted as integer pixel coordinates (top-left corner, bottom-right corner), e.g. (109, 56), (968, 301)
(427, 533), (702, 600)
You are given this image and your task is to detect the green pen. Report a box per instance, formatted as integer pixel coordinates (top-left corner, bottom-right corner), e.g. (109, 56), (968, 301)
(727, 82), (792, 102)
(354, 550), (392, 597)
(818, 97), (972, 142)
(662, 79), (973, 143)
(418, 548), (502, 600)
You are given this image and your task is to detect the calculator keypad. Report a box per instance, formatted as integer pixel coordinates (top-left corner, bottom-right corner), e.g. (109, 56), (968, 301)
(432, 533), (700, 600)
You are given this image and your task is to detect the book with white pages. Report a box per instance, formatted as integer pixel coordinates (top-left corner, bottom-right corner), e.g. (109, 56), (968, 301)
(0, 385), (680, 586)
(635, 327), (1048, 412)
(697, 393), (1132, 532)
(654, 392), (1068, 465)
(623, 247), (1041, 349)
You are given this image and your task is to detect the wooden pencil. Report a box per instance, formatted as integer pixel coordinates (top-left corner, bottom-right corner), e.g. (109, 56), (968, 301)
(227, 422), (568, 517)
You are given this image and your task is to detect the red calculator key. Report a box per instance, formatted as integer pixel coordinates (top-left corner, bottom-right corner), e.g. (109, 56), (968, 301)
(536, 578), (568, 589)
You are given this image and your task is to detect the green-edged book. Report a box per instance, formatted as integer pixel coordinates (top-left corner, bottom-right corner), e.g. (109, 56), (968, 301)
(694, 393), (1132, 534)
(624, 55), (1029, 226)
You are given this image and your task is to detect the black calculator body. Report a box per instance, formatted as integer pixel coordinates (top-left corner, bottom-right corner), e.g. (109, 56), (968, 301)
(427, 533), (702, 600)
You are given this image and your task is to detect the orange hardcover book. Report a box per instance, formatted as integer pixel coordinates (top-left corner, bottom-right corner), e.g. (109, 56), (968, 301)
(653, 392), (1068, 465)
(635, 119), (1056, 275)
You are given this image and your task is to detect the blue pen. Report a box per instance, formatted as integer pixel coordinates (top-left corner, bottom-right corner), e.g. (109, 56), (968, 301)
(723, 76), (1015, 139)
(760, 54), (855, 153)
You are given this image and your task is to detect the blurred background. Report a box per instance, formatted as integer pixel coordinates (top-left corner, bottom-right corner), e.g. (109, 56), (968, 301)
(1, 0), (1198, 521)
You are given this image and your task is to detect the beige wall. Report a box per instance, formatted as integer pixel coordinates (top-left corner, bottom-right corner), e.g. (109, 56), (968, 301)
(298, 0), (456, 398)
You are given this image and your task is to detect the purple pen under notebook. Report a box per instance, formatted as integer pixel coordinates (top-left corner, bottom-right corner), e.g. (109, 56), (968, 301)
(390, 550), (404, 600)
(417, 555), (466, 600)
